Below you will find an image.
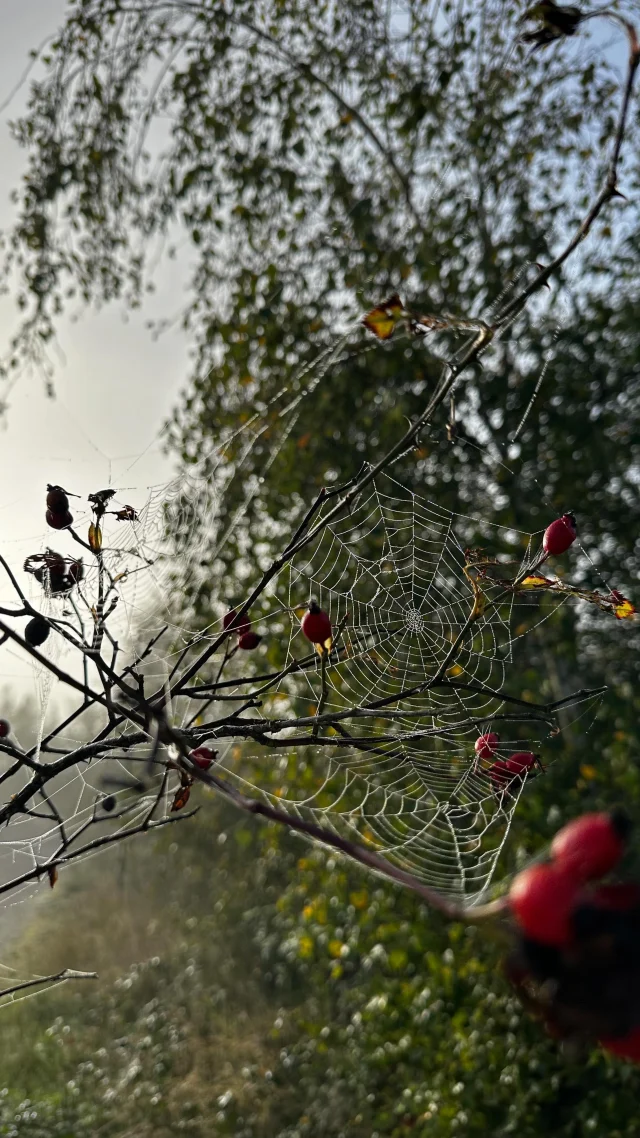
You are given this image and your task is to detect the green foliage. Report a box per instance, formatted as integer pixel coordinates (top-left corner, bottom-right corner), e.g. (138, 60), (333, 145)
(0, 805), (639, 1137)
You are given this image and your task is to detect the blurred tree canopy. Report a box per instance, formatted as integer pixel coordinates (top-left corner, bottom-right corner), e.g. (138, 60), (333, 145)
(2, 0), (640, 1132)
(3, 0), (638, 795)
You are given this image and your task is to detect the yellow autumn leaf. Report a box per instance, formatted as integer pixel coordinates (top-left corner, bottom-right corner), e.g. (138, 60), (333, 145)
(448, 664), (464, 677)
(614, 598), (636, 621)
(580, 764), (598, 781)
(349, 890), (368, 910)
(521, 574), (552, 588)
(298, 935), (314, 959)
(88, 522), (102, 552)
(362, 294), (404, 340)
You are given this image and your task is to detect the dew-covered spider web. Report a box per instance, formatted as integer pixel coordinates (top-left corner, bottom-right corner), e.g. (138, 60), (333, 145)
(0, 328), (612, 973)
(213, 469), (603, 903)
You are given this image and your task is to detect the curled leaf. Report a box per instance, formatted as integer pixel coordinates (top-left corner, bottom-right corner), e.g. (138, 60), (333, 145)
(113, 505), (138, 522)
(362, 294), (404, 340)
(47, 864), (58, 889)
(520, 574), (553, 589)
(88, 522), (102, 552)
(171, 784), (191, 812)
(88, 488), (116, 509)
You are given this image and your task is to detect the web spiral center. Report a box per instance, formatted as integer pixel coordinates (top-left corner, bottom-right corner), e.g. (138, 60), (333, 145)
(403, 605), (425, 634)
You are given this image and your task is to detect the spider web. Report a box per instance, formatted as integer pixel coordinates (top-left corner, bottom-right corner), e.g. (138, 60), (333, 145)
(0, 340), (607, 970)
(215, 470), (603, 903)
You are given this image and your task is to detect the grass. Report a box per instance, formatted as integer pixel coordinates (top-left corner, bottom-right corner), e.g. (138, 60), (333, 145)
(0, 801), (288, 1137)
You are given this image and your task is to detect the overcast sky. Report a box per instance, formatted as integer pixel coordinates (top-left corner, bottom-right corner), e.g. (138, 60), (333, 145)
(0, 2), (191, 696)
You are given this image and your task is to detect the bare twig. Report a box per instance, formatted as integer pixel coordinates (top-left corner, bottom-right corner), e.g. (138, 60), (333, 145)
(0, 969), (98, 1002)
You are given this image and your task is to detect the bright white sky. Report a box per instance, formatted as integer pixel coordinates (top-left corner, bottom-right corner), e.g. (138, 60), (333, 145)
(0, 1), (190, 694)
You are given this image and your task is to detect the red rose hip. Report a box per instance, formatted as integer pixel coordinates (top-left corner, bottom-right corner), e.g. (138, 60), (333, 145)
(190, 746), (217, 770)
(223, 608), (250, 636)
(542, 513), (576, 556)
(475, 732), (499, 760)
(301, 598), (332, 646)
(505, 752), (540, 777)
(509, 862), (578, 946)
(488, 759), (513, 790)
(237, 631), (262, 650)
(46, 485), (70, 513)
(551, 810), (631, 883)
(46, 509), (73, 530)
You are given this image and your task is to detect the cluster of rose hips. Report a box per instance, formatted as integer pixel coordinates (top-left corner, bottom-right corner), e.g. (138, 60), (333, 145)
(505, 810), (640, 1060)
(474, 733), (542, 794)
(45, 484), (75, 531)
(221, 597), (333, 654)
(223, 608), (262, 651)
(468, 514), (577, 791)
